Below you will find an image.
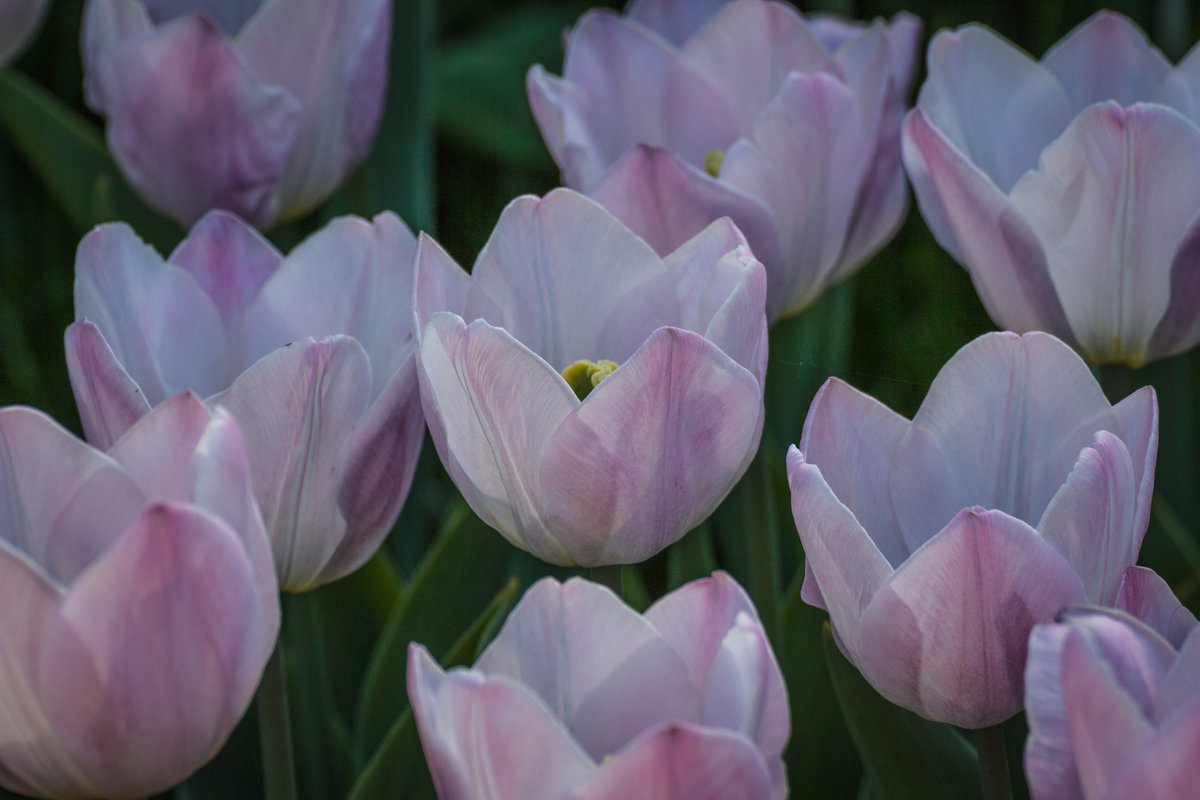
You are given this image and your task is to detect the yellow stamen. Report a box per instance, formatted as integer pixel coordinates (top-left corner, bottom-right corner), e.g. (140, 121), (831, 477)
(704, 149), (725, 177)
(561, 359), (619, 400)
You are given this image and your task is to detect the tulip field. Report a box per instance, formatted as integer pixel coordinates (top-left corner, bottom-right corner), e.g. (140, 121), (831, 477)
(1, 0), (1199, 798)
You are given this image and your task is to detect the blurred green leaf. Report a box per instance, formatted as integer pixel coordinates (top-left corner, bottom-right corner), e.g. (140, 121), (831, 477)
(823, 624), (982, 800)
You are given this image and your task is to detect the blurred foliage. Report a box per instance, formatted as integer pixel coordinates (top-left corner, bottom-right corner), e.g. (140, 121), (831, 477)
(2, 0), (1200, 798)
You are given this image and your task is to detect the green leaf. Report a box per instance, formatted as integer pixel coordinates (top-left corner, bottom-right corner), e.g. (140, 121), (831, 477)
(0, 69), (182, 251)
(352, 500), (515, 765)
(822, 624), (982, 800)
(346, 576), (521, 800)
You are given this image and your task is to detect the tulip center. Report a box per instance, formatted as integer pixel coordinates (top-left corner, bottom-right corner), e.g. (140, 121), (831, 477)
(561, 359), (618, 400)
(704, 149), (725, 177)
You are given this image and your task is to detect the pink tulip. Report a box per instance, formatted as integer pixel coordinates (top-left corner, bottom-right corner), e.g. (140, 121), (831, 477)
(81, 0), (390, 228)
(1024, 569), (1199, 800)
(66, 210), (424, 591)
(788, 331), (1158, 728)
(0, 0), (50, 64)
(528, 0), (919, 321)
(412, 189), (767, 567)
(0, 393), (278, 799)
(904, 11), (1200, 366)
(408, 571), (789, 800)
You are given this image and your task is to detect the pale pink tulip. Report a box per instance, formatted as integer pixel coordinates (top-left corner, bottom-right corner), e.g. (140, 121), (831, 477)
(0, 0), (51, 64)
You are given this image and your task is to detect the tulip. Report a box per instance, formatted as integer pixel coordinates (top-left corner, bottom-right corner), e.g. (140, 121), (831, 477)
(80, 0), (390, 229)
(0, 0), (51, 64)
(412, 188), (767, 567)
(408, 571), (789, 800)
(904, 11), (1200, 367)
(0, 393), (279, 799)
(528, 0), (920, 321)
(788, 331), (1158, 728)
(65, 210), (424, 591)
(1024, 573), (1199, 800)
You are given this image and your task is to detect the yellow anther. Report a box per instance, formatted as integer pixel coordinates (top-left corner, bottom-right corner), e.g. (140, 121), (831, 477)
(704, 149), (725, 177)
(561, 359), (619, 400)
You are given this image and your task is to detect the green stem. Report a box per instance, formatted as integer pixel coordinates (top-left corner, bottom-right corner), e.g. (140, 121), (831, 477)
(591, 564), (624, 598)
(257, 637), (298, 800)
(742, 441), (781, 639)
(976, 724), (1013, 800)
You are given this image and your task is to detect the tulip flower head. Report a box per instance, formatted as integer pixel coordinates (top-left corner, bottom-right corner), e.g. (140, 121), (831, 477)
(529, 0), (920, 321)
(66, 210), (424, 591)
(1024, 571), (1199, 800)
(412, 189), (768, 567)
(0, 394), (278, 799)
(904, 11), (1200, 366)
(81, 0), (391, 228)
(0, 0), (51, 64)
(788, 331), (1158, 728)
(408, 572), (789, 800)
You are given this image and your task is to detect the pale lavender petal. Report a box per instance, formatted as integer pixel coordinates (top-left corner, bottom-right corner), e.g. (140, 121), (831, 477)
(1041, 12), (1171, 112)
(90, 14), (301, 226)
(0, 0), (51, 65)
(702, 613), (789, 764)
(625, 0), (730, 47)
(105, 391), (214, 504)
(141, 0), (263, 31)
(417, 315), (576, 564)
(210, 336), (372, 590)
(527, 66), (602, 189)
(82, 0), (153, 107)
(406, 645), (595, 800)
(1155, 627), (1200, 724)
(786, 446), (892, 663)
(64, 320), (153, 450)
(1146, 211), (1200, 358)
(1116, 566), (1198, 648)
(39, 503), (267, 797)
(1009, 103), (1200, 366)
(1104, 703), (1200, 800)
(1024, 623), (1084, 800)
(411, 233), (471, 342)
(74, 222), (231, 404)
(1108, 386), (1158, 544)
(858, 508), (1087, 728)
(902, 110), (1073, 339)
(466, 190), (676, 370)
(539, 328), (762, 566)
(562, 723), (773, 800)
(237, 0), (390, 220)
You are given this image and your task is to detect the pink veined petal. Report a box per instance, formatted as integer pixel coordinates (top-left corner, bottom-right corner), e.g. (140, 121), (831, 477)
(406, 645), (595, 800)
(90, 13), (301, 227)
(236, 0), (391, 220)
(64, 320), (153, 451)
(1146, 208), (1200, 359)
(476, 577), (702, 761)
(857, 508), (1087, 728)
(105, 391), (215, 505)
(411, 232), (471, 344)
(539, 327), (763, 566)
(1107, 386), (1158, 545)
(466, 190), (677, 371)
(1154, 628), (1200, 724)
(1009, 102), (1200, 366)
(1104, 700), (1200, 800)
(1024, 623), (1085, 800)
(416, 315), (576, 565)
(38, 503), (268, 798)
(210, 336), (373, 590)
(561, 722), (773, 800)
(1116, 566), (1198, 649)
(624, 0), (731, 47)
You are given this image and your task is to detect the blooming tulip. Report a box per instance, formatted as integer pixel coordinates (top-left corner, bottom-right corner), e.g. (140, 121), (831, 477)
(0, 0), (51, 64)
(528, 0), (920, 321)
(408, 571), (789, 799)
(788, 331), (1158, 728)
(0, 393), (278, 799)
(65, 210), (424, 591)
(1024, 572), (1199, 800)
(412, 188), (767, 567)
(81, 0), (390, 229)
(904, 11), (1200, 366)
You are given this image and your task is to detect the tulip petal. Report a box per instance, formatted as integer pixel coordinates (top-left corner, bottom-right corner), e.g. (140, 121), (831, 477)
(1108, 386), (1158, 543)
(1146, 211), (1200, 358)
(1041, 12), (1171, 111)
(858, 508), (1087, 728)
(141, 0), (263, 32)
(562, 723), (773, 800)
(467, 190), (677, 370)
(1104, 702), (1200, 800)
(91, 14), (301, 227)
(407, 645), (595, 800)
(237, 0), (390, 219)
(901, 109), (1072, 339)
(1116, 566), (1198, 648)
(625, 0), (730, 47)
(38, 503), (266, 797)
(1009, 103), (1200, 365)
(417, 315), (576, 564)
(539, 327), (762, 566)
(786, 446), (892, 663)
(1037, 432), (1138, 605)
(210, 336), (372, 589)
(1156, 628), (1200, 724)
(799, 378), (909, 566)
(412, 232), (471, 341)
(1024, 623), (1085, 800)
(64, 320), (153, 450)
(0, 0), (50, 65)
(476, 577), (702, 761)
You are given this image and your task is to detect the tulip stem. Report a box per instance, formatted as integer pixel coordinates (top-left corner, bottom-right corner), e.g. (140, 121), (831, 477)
(257, 639), (298, 800)
(976, 724), (1013, 800)
(591, 564), (624, 598)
